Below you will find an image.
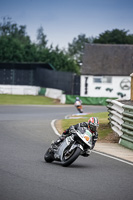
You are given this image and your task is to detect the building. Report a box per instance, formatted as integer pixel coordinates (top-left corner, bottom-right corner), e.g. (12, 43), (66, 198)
(81, 44), (133, 99)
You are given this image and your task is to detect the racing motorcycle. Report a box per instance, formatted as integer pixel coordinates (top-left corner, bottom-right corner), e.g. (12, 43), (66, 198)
(44, 127), (93, 167)
(75, 101), (83, 113)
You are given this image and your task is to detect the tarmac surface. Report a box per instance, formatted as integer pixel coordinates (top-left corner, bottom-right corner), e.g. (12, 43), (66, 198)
(0, 105), (133, 200)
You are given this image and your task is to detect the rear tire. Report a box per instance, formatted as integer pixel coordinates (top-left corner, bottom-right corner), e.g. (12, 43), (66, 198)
(78, 108), (83, 113)
(62, 147), (81, 167)
(44, 148), (54, 163)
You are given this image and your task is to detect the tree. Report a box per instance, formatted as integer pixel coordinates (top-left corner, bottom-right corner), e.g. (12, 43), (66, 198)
(0, 17), (30, 43)
(37, 26), (48, 49)
(50, 48), (79, 73)
(37, 45), (80, 74)
(67, 34), (93, 65)
(93, 29), (133, 44)
(0, 36), (23, 62)
(0, 17), (81, 73)
(0, 34), (38, 62)
(0, 17), (37, 62)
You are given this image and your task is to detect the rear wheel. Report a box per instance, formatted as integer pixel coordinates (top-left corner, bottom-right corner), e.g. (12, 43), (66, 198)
(62, 147), (81, 167)
(44, 148), (54, 163)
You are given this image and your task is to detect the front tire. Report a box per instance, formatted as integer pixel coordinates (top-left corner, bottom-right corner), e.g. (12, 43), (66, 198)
(62, 147), (81, 167)
(44, 148), (54, 163)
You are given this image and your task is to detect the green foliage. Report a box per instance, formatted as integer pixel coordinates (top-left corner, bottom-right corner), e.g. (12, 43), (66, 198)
(0, 17), (133, 74)
(0, 17), (30, 43)
(66, 29), (133, 67)
(37, 26), (48, 49)
(67, 34), (93, 65)
(93, 29), (133, 44)
(0, 35), (38, 62)
(0, 17), (80, 74)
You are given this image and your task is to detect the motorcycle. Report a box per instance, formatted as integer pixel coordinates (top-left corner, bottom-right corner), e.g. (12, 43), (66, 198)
(44, 127), (93, 167)
(75, 101), (83, 113)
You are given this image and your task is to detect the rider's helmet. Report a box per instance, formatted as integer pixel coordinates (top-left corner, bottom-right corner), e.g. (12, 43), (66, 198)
(76, 97), (79, 101)
(88, 117), (99, 132)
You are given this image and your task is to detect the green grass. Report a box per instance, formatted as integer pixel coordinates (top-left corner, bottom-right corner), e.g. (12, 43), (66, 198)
(0, 94), (60, 105)
(61, 112), (113, 140)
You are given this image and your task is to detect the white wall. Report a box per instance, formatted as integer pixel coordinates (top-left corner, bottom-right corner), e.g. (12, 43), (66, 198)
(0, 85), (40, 95)
(45, 88), (66, 104)
(0, 85), (66, 103)
(80, 75), (131, 99)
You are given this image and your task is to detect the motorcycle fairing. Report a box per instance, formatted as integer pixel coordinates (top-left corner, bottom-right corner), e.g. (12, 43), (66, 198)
(54, 136), (83, 161)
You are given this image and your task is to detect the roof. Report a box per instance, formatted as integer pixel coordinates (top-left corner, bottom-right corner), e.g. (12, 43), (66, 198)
(81, 44), (133, 76)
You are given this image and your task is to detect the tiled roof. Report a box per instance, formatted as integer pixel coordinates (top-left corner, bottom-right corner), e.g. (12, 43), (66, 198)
(81, 44), (133, 76)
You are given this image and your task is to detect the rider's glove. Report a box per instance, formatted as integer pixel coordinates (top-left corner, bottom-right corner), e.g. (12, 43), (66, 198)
(69, 126), (77, 134)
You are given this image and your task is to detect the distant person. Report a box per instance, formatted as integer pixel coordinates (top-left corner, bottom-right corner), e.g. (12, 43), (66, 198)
(74, 97), (83, 113)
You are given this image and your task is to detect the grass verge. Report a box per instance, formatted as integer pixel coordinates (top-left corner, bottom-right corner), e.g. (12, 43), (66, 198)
(0, 94), (60, 105)
(60, 112), (118, 142)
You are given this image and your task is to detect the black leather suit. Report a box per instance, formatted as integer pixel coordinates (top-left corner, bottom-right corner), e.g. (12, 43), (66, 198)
(62, 122), (98, 149)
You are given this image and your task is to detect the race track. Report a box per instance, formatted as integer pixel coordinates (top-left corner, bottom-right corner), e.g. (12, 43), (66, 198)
(0, 105), (132, 200)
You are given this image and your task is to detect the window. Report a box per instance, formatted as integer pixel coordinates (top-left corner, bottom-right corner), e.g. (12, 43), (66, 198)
(93, 76), (112, 83)
(102, 76), (112, 83)
(93, 77), (102, 83)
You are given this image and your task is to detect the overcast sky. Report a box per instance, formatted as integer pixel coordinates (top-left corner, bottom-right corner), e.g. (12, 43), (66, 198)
(0, 0), (133, 49)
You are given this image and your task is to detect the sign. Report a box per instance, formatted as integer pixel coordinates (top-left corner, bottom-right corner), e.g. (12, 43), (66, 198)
(120, 79), (130, 90)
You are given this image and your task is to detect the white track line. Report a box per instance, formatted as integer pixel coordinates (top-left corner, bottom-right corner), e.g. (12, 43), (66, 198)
(51, 119), (61, 136)
(92, 150), (133, 166)
(51, 119), (133, 166)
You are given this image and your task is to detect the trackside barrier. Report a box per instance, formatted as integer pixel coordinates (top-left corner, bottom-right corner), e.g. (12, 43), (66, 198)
(66, 95), (116, 105)
(106, 99), (133, 150)
(44, 93), (116, 105)
(41, 88), (66, 104)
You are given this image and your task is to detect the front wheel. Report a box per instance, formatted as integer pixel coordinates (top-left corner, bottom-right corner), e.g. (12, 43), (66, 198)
(44, 148), (54, 163)
(62, 147), (81, 167)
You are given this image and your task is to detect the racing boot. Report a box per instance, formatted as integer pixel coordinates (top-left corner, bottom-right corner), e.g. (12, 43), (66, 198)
(81, 149), (91, 157)
(51, 136), (65, 149)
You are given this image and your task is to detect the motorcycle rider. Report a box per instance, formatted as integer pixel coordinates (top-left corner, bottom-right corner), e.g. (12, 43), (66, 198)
(75, 97), (82, 104)
(53, 117), (99, 156)
(74, 97), (83, 113)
